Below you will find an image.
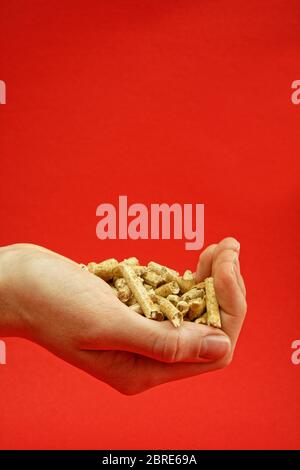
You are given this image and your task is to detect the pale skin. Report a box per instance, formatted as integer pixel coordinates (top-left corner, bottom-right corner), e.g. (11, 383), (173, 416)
(0, 237), (247, 395)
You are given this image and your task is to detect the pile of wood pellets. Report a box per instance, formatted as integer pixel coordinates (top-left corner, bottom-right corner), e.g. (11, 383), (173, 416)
(81, 257), (221, 329)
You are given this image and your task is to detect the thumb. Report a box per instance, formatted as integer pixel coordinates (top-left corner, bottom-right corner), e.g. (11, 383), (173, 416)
(110, 307), (231, 363)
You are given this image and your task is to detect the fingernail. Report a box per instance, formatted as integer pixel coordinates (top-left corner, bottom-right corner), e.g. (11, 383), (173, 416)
(231, 252), (239, 270)
(201, 335), (231, 359)
(233, 257), (240, 274)
(231, 256), (240, 284)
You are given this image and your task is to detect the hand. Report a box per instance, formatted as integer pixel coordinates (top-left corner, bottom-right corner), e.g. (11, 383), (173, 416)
(0, 239), (246, 394)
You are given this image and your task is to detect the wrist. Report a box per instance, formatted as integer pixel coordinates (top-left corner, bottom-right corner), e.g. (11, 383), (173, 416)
(0, 244), (29, 337)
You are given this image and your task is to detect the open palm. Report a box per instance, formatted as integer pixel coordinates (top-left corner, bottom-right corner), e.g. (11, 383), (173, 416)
(0, 238), (246, 394)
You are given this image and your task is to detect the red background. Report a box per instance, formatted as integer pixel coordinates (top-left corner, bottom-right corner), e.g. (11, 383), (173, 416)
(0, 0), (299, 450)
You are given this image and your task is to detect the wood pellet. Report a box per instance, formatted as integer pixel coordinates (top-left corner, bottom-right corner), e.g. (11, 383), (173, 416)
(81, 257), (221, 329)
